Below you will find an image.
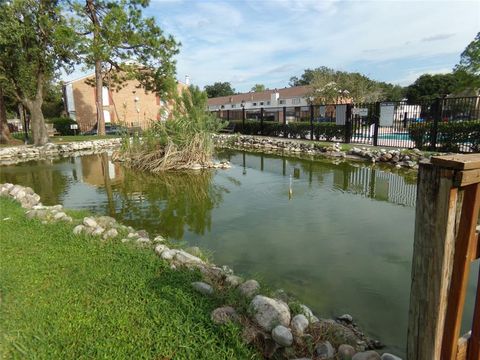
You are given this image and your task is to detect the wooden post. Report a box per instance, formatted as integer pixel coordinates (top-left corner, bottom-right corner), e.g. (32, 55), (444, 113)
(407, 154), (480, 360)
(407, 163), (458, 359)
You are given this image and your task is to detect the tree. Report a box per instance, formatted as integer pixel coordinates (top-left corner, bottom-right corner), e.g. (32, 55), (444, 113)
(0, 0), (78, 145)
(289, 68), (320, 86)
(453, 32), (480, 94)
(204, 82), (235, 98)
(405, 73), (459, 103)
(293, 66), (405, 103)
(70, 0), (179, 135)
(0, 86), (11, 144)
(250, 84), (266, 92)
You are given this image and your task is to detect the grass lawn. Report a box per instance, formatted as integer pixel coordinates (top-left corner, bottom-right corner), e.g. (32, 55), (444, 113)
(0, 198), (257, 359)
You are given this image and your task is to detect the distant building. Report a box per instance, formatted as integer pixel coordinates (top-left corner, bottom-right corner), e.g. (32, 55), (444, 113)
(207, 85), (351, 122)
(63, 73), (188, 132)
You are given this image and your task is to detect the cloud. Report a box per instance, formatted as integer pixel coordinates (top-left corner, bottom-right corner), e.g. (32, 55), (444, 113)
(422, 33), (455, 42)
(395, 67), (453, 86)
(67, 0), (479, 92)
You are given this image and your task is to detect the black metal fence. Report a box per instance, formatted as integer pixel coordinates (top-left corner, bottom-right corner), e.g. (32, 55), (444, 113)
(214, 96), (480, 153)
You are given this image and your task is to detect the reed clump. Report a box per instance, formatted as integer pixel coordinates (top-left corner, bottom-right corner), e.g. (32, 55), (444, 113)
(118, 86), (224, 172)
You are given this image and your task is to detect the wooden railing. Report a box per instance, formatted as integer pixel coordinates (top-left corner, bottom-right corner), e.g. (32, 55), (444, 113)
(407, 154), (480, 360)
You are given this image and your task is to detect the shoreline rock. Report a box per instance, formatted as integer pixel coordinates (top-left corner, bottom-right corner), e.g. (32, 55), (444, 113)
(213, 134), (440, 171)
(0, 138), (122, 166)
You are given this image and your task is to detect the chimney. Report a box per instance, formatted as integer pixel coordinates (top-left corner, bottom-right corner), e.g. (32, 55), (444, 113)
(185, 75), (190, 85)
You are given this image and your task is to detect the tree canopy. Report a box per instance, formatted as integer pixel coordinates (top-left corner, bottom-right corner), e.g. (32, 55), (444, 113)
(204, 82), (235, 98)
(294, 66), (405, 103)
(405, 73), (459, 103)
(453, 32), (480, 94)
(250, 84), (266, 92)
(0, 0), (79, 145)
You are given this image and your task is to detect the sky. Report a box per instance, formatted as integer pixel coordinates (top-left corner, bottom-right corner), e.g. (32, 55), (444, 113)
(66, 0), (480, 92)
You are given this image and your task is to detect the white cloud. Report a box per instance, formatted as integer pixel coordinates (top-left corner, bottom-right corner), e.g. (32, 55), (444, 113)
(65, 1), (480, 91)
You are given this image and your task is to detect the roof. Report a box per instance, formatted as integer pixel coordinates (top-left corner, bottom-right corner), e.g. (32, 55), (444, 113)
(64, 71), (189, 87)
(207, 85), (312, 106)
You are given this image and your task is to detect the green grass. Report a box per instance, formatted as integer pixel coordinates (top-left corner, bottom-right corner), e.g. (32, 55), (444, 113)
(0, 198), (258, 359)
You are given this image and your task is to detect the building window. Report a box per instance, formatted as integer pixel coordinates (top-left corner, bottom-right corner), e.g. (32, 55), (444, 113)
(260, 101), (264, 106)
(279, 99), (286, 105)
(253, 102), (257, 106)
(292, 98), (301, 105)
(231, 104), (236, 108)
(266, 101), (270, 105)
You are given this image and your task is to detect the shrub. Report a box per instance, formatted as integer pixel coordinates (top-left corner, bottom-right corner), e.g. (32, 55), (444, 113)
(120, 85), (223, 172)
(408, 120), (480, 152)
(47, 117), (78, 136)
(314, 123), (345, 141)
(287, 122), (310, 139)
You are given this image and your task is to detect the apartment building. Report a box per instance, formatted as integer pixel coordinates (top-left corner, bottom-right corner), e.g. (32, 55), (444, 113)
(63, 73), (188, 132)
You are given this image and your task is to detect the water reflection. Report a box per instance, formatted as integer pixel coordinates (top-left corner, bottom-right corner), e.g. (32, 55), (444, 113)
(222, 150), (417, 207)
(112, 168), (226, 238)
(0, 159), (70, 205)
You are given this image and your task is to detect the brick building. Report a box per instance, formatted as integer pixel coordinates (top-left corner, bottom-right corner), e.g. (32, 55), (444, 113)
(63, 73), (188, 132)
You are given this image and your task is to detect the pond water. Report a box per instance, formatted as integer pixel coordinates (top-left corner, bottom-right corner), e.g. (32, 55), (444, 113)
(1, 150), (478, 357)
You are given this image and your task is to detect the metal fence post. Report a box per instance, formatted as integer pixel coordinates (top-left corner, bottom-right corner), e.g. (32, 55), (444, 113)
(260, 107), (264, 136)
(373, 102), (380, 147)
(310, 104), (314, 140)
(430, 98), (441, 151)
(344, 104), (352, 144)
(283, 106), (287, 138)
(227, 109), (230, 122)
(242, 107), (245, 133)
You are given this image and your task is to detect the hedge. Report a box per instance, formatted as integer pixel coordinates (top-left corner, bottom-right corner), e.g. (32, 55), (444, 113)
(46, 117), (78, 136)
(228, 120), (345, 141)
(408, 120), (480, 152)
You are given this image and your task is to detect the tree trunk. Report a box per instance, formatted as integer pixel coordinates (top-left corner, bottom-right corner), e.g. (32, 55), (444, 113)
(27, 99), (49, 146)
(95, 59), (105, 135)
(86, 0), (105, 136)
(0, 87), (12, 144)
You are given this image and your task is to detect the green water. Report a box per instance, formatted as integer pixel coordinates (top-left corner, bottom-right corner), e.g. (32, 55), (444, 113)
(1, 150), (477, 356)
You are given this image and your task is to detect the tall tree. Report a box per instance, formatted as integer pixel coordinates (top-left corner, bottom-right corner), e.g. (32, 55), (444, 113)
(453, 32), (480, 94)
(0, 0), (78, 145)
(250, 84), (266, 92)
(405, 73), (459, 103)
(204, 82), (235, 98)
(71, 0), (179, 135)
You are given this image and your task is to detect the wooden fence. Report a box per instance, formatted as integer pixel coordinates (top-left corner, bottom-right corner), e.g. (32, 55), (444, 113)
(407, 154), (480, 359)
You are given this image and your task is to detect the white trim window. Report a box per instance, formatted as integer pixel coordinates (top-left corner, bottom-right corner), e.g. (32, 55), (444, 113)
(292, 98), (301, 105)
(279, 99), (286, 105)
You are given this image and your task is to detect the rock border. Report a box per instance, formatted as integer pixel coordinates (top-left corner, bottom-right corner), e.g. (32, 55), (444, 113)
(0, 182), (403, 360)
(213, 134), (441, 171)
(0, 138), (122, 166)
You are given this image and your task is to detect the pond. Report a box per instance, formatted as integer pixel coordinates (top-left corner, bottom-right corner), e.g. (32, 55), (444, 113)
(1, 150), (478, 357)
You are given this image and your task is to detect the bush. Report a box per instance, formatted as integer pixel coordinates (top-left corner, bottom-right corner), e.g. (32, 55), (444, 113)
(287, 122), (310, 139)
(47, 117), (78, 136)
(408, 120), (480, 152)
(314, 123), (345, 141)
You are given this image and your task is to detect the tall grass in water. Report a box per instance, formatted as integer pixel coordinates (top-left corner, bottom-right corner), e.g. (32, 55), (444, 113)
(119, 86), (224, 172)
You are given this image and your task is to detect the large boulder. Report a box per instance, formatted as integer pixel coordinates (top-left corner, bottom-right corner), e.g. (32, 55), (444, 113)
(316, 340), (335, 359)
(211, 306), (238, 325)
(352, 351), (381, 360)
(238, 279), (260, 298)
(250, 295), (291, 331)
(271, 325), (293, 347)
(291, 314), (309, 336)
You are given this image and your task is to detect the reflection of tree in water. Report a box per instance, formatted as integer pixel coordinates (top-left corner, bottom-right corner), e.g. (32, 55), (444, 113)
(0, 160), (69, 205)
(113, 168), (226, 240)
